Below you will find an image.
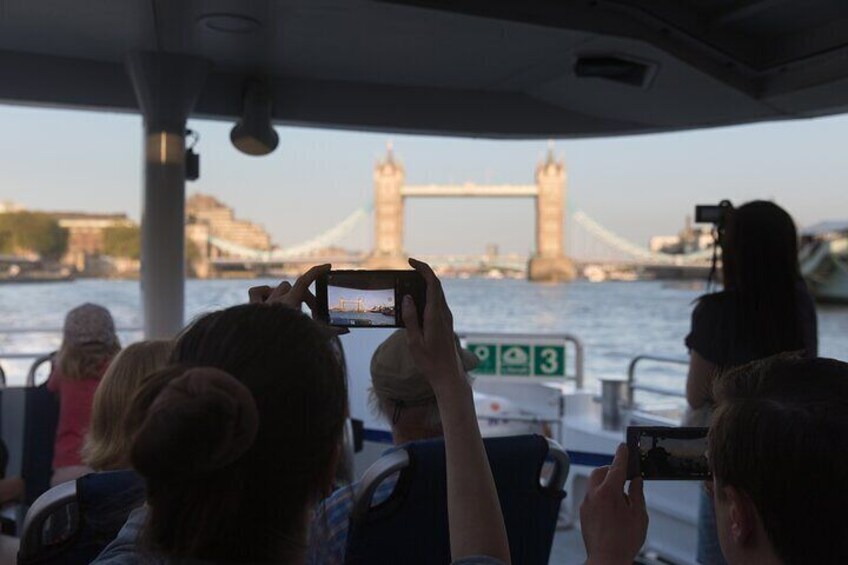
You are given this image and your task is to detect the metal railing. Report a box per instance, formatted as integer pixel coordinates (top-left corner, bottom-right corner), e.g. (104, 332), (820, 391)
(0, 352), (55, 387)
(0, 326), (141, 387)
(0, 326), (141, 335)
(626, 354), (689, 405)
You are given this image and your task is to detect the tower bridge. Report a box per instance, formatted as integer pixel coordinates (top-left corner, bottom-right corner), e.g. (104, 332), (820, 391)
(368, 145), (575, 281)
(333, 298), (366, 313)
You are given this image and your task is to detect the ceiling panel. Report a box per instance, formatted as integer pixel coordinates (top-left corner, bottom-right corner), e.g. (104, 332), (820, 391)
(530, 35), (776, 128)
(0, 0), (154, 62)
(0, 0), (845, 138)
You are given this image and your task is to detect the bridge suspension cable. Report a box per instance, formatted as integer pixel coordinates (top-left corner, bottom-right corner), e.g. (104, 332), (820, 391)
(208, 204), (372, 260)
(571, 210), (713, 265)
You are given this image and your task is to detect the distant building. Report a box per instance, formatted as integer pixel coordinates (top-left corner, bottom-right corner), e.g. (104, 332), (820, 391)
(186, 193), (272, 254)
(0, 201), (24, 214)
(51, 212), (135, 272)
(649, 235), (681, 253)
(650, 216), (714, 255)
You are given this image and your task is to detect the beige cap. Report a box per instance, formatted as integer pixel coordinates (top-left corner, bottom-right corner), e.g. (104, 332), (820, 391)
(63, 303), (119, 348)
(370, 329), (478, 405)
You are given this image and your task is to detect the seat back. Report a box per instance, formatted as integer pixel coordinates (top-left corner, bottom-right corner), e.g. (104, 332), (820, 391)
(18, 470), (145, 565)
(22, 384), (60, 506)
(345, 434), (568, 565)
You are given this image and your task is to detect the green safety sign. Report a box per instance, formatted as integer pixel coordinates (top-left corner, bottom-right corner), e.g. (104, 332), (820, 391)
(467, 341), (566, 379)
(499, 344), (531, 376)
(533, 345), (566, 377)
(467, 343), (497, 375)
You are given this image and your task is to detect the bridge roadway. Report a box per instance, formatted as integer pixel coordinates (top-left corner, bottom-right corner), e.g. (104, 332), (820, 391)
(211, 254), (528, 271)
(401, 184), (538, 197)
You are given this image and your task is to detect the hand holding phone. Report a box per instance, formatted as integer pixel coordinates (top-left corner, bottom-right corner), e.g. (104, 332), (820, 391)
(580, 444), (648, 565)
(248, 264), (328, 312)
(401, 258), (466, 396)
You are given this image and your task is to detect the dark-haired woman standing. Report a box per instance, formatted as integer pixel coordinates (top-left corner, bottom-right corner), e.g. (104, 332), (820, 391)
(685, 201), (817, 564)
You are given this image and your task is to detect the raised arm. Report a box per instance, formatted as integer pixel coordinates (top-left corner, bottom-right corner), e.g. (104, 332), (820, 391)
(402, 258), (511, 564)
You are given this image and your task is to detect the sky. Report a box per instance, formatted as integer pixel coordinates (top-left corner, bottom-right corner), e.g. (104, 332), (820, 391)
(0, 103), (846, 256)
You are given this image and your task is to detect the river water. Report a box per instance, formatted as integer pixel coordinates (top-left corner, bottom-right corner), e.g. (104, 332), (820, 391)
(1, 278), (846, 389)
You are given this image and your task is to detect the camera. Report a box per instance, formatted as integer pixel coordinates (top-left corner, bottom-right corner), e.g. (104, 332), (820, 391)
(315, 270), (426, 328)
(626, 426), (712, 481)
(695, 200), (733, 225)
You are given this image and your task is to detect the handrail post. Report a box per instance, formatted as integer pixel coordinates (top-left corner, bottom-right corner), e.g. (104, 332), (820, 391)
(627, 354), (689, 406)
(562, 334), (585, 390)
(627, 355), (641, 407)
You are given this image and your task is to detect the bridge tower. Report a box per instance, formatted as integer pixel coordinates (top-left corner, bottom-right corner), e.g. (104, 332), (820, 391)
(528, 148), (576, 281)
(368, 143), (408, 269)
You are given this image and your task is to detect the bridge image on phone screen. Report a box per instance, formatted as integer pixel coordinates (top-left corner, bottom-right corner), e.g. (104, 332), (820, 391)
(327, 277), (396, 327)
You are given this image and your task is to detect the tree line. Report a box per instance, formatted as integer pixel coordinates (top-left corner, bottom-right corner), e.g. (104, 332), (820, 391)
(0, 212), (68, 259)
(0, 213), (199, 262)
(0, 213), (143, 260)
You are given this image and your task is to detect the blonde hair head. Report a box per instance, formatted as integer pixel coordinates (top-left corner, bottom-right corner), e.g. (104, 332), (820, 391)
(82, 340), (173, 471)
(56, 342), (121, 381)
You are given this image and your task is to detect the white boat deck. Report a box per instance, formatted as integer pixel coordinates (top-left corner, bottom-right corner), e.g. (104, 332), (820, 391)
(550, 527), (587, 563)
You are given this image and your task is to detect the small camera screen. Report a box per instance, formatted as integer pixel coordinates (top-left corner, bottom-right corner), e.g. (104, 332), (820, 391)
(695, 205), (724, 224)
(631, 427), (711, 480)
(327, 275), (396, 327)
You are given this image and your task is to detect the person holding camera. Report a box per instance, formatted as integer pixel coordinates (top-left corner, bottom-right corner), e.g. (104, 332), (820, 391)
(684, 201), (817, 564)
(581, 355), (848, 565)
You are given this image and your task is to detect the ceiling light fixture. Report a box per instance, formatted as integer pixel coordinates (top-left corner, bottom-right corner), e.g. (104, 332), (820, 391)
(230, 81), (279, 156)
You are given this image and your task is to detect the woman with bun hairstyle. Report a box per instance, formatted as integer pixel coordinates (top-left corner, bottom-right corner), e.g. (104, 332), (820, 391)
(94, 262), (510, 565)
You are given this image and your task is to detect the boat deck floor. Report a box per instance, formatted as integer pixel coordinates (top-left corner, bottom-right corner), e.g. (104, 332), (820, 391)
(550, 526), (587, 563)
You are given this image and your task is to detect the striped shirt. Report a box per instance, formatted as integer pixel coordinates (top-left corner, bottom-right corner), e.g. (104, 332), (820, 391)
(307, 473), (399, 565)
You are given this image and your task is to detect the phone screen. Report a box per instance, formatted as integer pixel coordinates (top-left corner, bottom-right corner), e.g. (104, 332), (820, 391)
(627, 426), (711, 480)
(315, 270), (425, 328)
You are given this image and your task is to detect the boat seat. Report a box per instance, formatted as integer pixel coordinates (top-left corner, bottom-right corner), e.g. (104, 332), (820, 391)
(345, 434), (568, 565)
(22, 383), (60, 506)
(18, 470), (145, 565)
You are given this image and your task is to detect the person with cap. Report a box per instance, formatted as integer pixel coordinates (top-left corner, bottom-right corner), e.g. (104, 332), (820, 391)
(48, 303), (121, 486)
(307, 329), (479, 565)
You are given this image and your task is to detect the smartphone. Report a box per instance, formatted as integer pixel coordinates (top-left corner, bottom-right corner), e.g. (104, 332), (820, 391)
(626, 426), (711, 480)
(315, 270), (426, 328)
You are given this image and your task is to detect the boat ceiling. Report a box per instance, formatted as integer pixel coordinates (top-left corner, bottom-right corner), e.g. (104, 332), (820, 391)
(1, 0), (847, 138)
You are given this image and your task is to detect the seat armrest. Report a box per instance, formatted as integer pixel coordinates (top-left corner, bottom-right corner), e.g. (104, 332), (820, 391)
(351, 450), (409, 521)
(19, 480), (77, 559)
(545, 438), (570, 492)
